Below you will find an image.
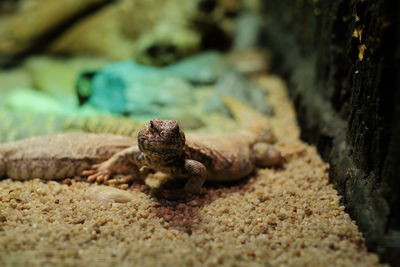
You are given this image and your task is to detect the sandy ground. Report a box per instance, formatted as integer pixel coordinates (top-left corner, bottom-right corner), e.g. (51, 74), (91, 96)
(0, 75), (382, 266)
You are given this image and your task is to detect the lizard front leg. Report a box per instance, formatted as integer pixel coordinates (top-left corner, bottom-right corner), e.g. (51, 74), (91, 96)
(155, 160), (207, 199)
(83, 145), (146, 184)
(179, 159), (207, 194)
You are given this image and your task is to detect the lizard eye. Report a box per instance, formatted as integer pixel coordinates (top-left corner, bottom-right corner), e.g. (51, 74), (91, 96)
(160, 130), (167, 137)
(171, 122), (180, 133)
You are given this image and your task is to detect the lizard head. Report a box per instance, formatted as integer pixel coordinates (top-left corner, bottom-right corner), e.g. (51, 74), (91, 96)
(138, 119), (186, 157)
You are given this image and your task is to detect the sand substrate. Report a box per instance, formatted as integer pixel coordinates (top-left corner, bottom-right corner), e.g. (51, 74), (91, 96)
(0, 75), (382, 266)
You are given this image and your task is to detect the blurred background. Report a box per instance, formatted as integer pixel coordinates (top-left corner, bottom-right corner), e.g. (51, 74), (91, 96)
(0, 0), (273, 141)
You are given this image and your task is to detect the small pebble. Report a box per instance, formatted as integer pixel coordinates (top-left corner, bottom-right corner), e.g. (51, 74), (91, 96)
(84, 185), (135, 203)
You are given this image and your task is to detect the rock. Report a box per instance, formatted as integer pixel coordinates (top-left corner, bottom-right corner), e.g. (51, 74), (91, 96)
(84, 185), (136, 203)
(165, 51), (229, 84)
(23, 56), (110, 107)
(0, 0), (263, 66)
(49, 0), (201, 65)
(87, 61), (196, 120)
(0, 68), (32, 94)
(0, 88), (73, 114)
(79, 52), (273, 128)
(204, 70), (273, 115)
(25, 57), (79, 107)
(0, 0), (109, 54)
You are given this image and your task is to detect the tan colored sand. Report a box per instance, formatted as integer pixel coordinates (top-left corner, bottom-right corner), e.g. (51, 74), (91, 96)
(0, 75), (382, 266)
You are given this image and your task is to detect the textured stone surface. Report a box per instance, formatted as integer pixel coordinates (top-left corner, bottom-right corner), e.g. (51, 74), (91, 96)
(261, 0), (399, 264)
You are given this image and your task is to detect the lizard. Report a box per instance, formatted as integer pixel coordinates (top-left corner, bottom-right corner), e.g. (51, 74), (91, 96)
(0, 109), (143, 142)
(0, 96), (283, 195)
(0, 133), (138, 181)
(82, 96), (284, 194)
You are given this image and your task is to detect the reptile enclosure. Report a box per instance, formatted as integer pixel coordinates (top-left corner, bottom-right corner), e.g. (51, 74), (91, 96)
(261, 0), (399, 264)
(0, 0), (398, 266)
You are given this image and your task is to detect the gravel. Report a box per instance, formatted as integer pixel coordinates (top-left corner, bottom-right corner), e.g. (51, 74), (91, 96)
(0, 74), (382, 266)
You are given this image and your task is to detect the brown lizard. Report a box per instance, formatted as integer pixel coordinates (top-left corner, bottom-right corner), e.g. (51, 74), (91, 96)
(83, 117), (284, 194)
(1, 97), (284, 195)
(0, 133), (138, 180)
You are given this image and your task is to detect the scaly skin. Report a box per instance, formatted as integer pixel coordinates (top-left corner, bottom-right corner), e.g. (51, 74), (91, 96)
(84, 119), (284, 194)
(0, 96), (283, 195)
(0, 133), (137, 180)
(0, 109), (142, 142)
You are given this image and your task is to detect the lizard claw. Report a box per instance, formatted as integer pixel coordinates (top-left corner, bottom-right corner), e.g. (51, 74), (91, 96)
(81, 169), (96, 176)
(86, 173), (99, 183)
(82, 163), (102, 177)
(96, 173), (110, 183)
(84, 163), (113, 184)
(106, 175), (135, 186)
(92, 163), (101, 170)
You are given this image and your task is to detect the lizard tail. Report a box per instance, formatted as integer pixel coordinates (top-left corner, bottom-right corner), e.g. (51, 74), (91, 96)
(220, 94), (277, 143)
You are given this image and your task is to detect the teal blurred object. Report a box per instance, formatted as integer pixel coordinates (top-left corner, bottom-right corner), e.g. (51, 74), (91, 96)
(205, 70), (273, 116)
(86, 61), (195, 118)
(0, 88), (72, 114)
(165, 51), (228, 84)
(78, 52), (273, 121)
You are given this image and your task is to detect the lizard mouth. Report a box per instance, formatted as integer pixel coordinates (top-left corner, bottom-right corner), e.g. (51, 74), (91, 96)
(143, 146), (181, 154)
(138, 136), (182, 154)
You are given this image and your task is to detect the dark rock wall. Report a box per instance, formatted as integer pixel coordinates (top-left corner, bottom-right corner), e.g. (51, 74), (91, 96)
(261, 0), (399, 264)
